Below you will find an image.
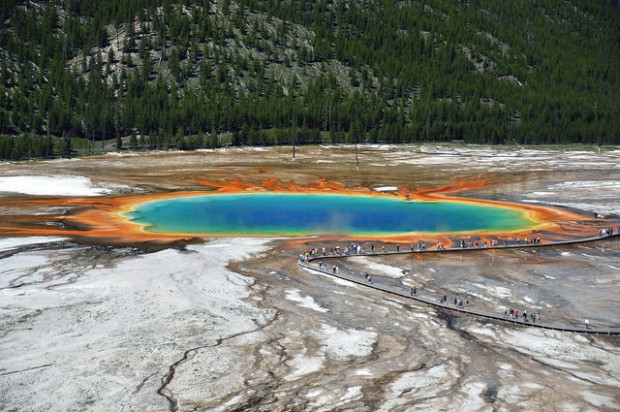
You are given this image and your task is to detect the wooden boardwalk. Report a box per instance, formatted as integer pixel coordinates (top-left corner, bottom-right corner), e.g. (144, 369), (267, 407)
(300, 232), (620, 335)
(306, 231), (620, 260)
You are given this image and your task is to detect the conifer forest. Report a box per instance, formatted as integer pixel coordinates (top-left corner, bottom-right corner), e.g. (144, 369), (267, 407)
(0, 0), (619, 159)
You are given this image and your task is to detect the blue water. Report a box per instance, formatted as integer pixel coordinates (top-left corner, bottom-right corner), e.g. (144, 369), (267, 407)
(125, 193), (537, 236)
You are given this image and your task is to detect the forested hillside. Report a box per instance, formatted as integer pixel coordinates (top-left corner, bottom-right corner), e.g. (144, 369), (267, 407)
(1, 0), (619, 158)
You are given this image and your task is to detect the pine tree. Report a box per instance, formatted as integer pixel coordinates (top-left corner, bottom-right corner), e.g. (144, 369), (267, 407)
(61, 135), (73, 158)
(129, 130), (138, 149)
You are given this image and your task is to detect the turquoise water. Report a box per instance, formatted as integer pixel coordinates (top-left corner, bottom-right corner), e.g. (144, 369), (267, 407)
(126, 193), (536, 236)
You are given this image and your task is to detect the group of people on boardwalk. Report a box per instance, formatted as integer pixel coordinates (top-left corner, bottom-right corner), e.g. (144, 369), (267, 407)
(439, 295), (469, 308)
(504, 308), (542, 324)
(598, 227), (619, 237)
(299, 234), (558, 262)
(316, 261), (340, 274)
(300, 243), (366, 260)
(300, 225), (620, 262)
(458, 237), (542, 249)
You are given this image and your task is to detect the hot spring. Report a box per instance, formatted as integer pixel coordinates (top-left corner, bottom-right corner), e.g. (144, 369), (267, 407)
(125, 193), (540, 237)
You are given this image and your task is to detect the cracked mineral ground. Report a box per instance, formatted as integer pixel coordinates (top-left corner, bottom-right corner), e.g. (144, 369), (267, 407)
(1, 145), (619, 411)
